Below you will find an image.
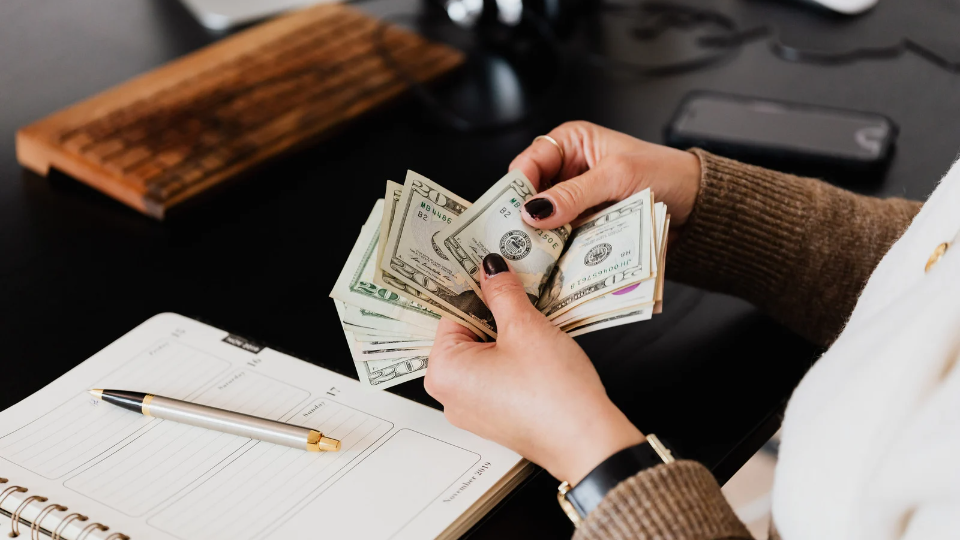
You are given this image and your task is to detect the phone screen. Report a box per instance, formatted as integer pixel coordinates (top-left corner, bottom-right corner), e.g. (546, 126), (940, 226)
(673, 95), (892, 160)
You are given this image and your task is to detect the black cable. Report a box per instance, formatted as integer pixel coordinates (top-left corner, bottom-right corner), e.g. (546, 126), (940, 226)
(770, 36), (960, 73)
(580, 1), (960, 76)
(577, 1), (770, 77)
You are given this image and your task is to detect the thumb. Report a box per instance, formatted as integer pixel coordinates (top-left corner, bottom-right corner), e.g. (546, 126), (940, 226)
(521, 163), (625, 230)
(479, 253), (540, 330)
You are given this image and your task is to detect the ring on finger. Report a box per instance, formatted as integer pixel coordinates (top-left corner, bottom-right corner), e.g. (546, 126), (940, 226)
(533, 135), (565, 172)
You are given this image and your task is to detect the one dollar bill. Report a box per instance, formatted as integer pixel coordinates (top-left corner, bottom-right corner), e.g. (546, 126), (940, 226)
(438, 170), (571, 305)
(549, 200), (665, 326)
(538, 188), (654, 320)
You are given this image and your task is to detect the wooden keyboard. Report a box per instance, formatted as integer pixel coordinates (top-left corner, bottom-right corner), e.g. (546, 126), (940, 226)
(16, 4), (463, 219)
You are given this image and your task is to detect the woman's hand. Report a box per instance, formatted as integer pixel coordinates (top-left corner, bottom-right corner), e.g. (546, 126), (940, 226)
(426, 122), (690, 483)
(426, 254), (645, 485)
(510, 121), (702, 232)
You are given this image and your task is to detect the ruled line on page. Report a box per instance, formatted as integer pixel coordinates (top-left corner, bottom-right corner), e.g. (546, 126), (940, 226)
(63, 368), (311, 517)
(0, 339), (231, 479)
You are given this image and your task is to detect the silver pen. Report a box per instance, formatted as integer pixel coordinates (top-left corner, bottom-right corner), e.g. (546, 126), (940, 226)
(89, 389), (341, 452)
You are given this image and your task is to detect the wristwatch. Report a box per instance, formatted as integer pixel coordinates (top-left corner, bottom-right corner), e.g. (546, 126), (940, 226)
(556, 434), (676, 527)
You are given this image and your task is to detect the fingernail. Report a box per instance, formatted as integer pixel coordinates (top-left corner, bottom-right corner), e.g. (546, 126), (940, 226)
(483, 253), (509, 277)
(523, 197), (554, 220)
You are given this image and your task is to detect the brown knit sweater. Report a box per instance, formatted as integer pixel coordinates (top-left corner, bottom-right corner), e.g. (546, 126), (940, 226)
(573, 150), (922, 540)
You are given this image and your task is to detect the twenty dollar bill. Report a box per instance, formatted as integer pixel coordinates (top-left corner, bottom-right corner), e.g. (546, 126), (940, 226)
(380, 171), (498, 338)
(330, 200), (442, 333)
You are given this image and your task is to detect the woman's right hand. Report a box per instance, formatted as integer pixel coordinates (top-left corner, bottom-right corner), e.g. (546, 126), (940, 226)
(510, 121), (702, 232)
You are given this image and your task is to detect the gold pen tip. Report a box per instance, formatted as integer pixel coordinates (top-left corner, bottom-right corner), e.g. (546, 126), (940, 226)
(88, 389), (103, 400)
(320, 436), (341, 452)
(307, 430), (341, 452)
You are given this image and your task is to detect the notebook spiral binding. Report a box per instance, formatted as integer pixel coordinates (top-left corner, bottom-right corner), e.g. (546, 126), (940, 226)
(0, 478), (128, 540)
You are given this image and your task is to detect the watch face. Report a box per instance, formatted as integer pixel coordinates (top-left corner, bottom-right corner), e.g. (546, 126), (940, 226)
(557, 481), (584, 527)
(646, 434), (676, 464)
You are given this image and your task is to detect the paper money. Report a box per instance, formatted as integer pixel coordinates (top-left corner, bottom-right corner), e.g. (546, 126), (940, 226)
(331, 200), (442, 333)
(359, 349), (433, 362)
(551, 202), (666, 327)
(374, 181), (403, 291)
(380, 171), (498, 338)
(563, 306), (654, 337)
(343, 328), (429, 389)
(359, 339), (434, 351)
(538, 189), (654, 320)
(552, 279), (657, 327)
(333, 298), (434, 341)
(438, 169), (571, 304)
(331, 174), (670, 391)
(353, 345), (433, 362)
(351, 331), (426, 342)
(653, 216), (669, 314)
(372, 180), (487, 337)
(336, 300), (435, 338)
(356, 355), (430, 390)
(343, 330), (432, 361)
(343, 324), (427, 340)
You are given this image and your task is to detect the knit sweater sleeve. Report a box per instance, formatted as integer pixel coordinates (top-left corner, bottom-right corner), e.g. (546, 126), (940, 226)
(572, 153), (922, 540)
(573, 461), (753, 540)
(667, 150), (922, 346)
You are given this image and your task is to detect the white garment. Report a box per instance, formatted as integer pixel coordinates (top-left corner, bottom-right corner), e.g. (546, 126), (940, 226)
(773, 157), (960, 540)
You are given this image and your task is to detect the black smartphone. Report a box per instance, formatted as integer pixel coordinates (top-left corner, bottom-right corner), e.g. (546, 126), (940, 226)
(664, 91), (898, 182)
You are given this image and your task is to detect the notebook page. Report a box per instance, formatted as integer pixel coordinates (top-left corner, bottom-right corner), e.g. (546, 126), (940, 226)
(0, 313), (525, 540)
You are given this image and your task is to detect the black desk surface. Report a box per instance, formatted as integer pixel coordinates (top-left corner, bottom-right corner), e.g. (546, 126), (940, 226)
(2, 0), (959, 537)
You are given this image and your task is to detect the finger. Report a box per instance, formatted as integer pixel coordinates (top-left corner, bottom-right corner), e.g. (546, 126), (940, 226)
(479, 253), (540, 331)
(509, 140), (563, 190)
(427, 318), (480, 387)
(508, 123), (593, 189)
(433, 318), (479, 349)
(426, 319), (486, 400)
(520, 162), (630, 230)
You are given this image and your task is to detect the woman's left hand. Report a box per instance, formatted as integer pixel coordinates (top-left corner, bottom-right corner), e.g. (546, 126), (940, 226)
(425, 253), (645, 485)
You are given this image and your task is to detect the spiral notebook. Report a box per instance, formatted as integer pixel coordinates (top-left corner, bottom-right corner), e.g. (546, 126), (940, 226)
(0, 314), (531, 539)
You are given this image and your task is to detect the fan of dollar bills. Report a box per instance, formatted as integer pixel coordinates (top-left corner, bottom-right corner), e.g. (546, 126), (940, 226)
(331, 170), (669, 390)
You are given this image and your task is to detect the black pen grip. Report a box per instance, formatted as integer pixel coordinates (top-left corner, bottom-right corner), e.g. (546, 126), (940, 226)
(100, 390), (148, 413)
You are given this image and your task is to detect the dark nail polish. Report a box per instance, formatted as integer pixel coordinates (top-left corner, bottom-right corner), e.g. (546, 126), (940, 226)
(483, 253), (509, 277)
(523, 197), (554, 220)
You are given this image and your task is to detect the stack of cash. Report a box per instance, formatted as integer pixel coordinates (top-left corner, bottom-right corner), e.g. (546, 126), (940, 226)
(331, 170), (669, 390)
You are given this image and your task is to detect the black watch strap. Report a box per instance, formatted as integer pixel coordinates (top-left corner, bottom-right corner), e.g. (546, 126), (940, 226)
(560, 434), (676, 524)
